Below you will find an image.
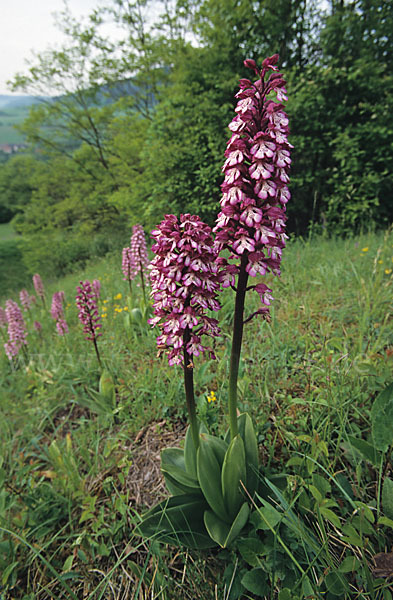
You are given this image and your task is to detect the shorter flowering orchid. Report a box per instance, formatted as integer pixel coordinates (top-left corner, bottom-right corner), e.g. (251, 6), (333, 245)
(122, 224), (149, 302)
(4, 299), (27, 360)
(51, 291), (68, 336)
(0, 307), (6, 330)
(150, 214), (221, 367)
(75, 280), (103, 367)
(19, 289), (35, 312)
(33, 274), (46, 306)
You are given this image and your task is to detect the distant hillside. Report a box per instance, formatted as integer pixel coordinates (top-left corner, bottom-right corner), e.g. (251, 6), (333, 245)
(0, 95), (48, 110)
(0, 96), (50, 147)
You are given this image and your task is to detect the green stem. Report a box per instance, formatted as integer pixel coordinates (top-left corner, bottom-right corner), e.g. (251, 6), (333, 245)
(139, 256), (147, 305)
(228, 253), (249, 440)
(92, 336), (102, 370)
(183, 328), (199, 450)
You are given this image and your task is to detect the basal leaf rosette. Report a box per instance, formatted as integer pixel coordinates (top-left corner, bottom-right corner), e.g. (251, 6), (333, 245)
(149, 213), (222, 367)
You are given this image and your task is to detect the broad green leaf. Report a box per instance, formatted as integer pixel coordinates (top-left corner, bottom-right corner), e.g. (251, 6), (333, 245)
(379, 516), (393, 529)
(347, 435), (380, 466)
(382, 477), (393, 520)
(138, 494), (215, 549)
(324, 571), (349, 596)
(221, 434), (246, 518)
(223, 502), (250, 548)
(162, 470), (202, 496)
(312, 473), (331, 496)
(204, 502), (249, 548)
(241, 567), (270, 596)
(161, 448), (199, 489)
(199, 433), (228, 465)
(308, 484), (323, 504)
(99, 369), (116, 407)
(371, 383), (393, 452)
(341, 523), (362, 546)
(319, 507), (341, 528)
(237, 413), (259, 496)
(338, 555), (361, 573)
(62, 555), (74, 572)
(238, 537), (265, 567)
(197, 435), (230, 522)
(253, 497), (282, 531)
(184, 426), (197, 478)
(203, 510), (231, 547)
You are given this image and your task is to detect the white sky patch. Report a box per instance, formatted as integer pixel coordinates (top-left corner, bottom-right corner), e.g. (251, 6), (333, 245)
(0, 0), (109, 95)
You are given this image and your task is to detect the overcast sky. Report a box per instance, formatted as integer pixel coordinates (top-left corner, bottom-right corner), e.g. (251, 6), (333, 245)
(0, 0), (105, 95)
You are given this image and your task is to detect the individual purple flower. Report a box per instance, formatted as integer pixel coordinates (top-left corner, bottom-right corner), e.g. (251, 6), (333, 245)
(34, 320), (42, 332)
(149, 214), (221, 366)
(4, 299), (27, 360)
(19, 289), (35, 311)
(51, 291), (68, 336)
(214, 54), (291, 316)
(75, 280), (102, 366)
(33, 274), (46, 305)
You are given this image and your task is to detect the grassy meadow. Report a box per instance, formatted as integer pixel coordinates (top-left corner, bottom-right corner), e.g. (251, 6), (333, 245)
(0, 230), (392, 599)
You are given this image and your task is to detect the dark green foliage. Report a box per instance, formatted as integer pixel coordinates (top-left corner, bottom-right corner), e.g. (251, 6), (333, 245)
(6, 0), (393, 277)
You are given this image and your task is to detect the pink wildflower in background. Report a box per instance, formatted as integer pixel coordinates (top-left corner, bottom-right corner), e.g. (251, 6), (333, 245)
(150, 214), (221, 366)
(34, 320), (42, 333)
(33, 274), (46, 306)
(51, 291), (68, 336)
(92, 279), (101, 300)
(4, 299), (27, 360)
(214, 54), (291, 318)
(122, 224), (149, 301)
(122, 247), (134, 282)
(129, 224), (149, 280)
(19, 289), (35, 311)
(76, 280), (102, 366)
(0, 307), (6, 329)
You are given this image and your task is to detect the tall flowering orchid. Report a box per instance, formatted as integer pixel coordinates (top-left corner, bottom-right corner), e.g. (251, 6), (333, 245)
(75, 280), (102, 367)
(214, 54), (291, 439)
(150, 214), (221, 447)
(4, 300), (27, 360)
(32, 274), (46, 307)
(51, 291), (68, 336)
(140, 56), (291, 551)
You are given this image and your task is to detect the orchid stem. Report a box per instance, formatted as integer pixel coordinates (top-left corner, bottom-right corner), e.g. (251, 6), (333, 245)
(228, 253), (249, 440)
(183, 328), (199, 450)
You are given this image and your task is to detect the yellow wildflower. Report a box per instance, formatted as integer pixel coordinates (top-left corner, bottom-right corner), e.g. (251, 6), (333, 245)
(101, 313), (107, 318)
(361, 247), (369, 252)
(385, 268), (392, 275)
(378, 260), (383, 264)
(207, 391), (217, 404)
(124, 306), (129, 311)
(114, 293), (122, 300)
(103, 299), (108, 304)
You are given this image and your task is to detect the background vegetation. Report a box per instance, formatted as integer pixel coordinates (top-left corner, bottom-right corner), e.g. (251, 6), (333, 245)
(0, 0), (392, 296)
